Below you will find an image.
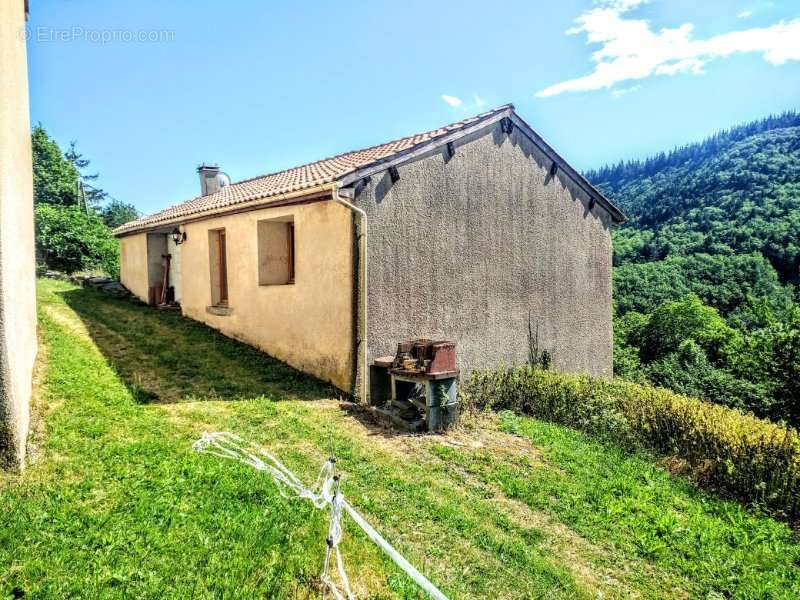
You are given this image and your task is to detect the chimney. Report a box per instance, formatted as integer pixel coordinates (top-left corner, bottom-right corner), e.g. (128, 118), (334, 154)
(198, 164), (221, 196)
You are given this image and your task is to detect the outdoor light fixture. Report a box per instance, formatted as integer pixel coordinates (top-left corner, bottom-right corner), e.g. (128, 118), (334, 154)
(171, 227), (187, 245)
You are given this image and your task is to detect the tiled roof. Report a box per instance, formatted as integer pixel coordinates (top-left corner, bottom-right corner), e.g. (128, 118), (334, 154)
(114, 105), (513, 235)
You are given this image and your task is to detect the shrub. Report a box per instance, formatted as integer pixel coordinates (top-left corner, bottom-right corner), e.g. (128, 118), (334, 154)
(461, 366), (800, 522)
(35, 204), (119, 278)
(645, 339), (772, 411)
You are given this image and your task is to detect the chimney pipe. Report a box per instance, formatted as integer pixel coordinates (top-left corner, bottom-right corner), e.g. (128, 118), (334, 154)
(198, 164), (221, 196)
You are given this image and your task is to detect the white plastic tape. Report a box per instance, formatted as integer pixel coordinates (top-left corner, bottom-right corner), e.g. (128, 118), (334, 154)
(193, 432), (449, 600)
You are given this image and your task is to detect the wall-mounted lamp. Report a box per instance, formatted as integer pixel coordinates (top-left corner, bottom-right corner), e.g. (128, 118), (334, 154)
(171, 227), (187, 245)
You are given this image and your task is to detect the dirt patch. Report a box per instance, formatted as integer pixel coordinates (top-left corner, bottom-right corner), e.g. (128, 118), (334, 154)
(334, 401), (542, 461)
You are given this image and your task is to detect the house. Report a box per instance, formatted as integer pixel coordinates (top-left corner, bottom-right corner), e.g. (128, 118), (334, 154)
(114, 105), (624, 401)
(0, 0), (36, 468)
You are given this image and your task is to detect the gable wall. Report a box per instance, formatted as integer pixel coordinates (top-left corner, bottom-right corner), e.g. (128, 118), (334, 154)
(356, 121), (613, 386)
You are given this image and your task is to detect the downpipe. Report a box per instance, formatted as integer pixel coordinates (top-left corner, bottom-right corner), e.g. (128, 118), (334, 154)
(331, 183), (368, 404)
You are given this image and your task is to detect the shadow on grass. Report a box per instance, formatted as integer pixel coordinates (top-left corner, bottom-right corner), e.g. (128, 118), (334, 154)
(337, 401), (421, 440)
(59, 286), (338, 404)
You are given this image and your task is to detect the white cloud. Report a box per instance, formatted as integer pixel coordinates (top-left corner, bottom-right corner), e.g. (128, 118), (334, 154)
(473, 94), (487, 108)
(441, 94), (463, 107)
(611, 84), (641, 97)
(738, 10), (753, 19)
(598, 0), (650, 11)
(536, 2), (800, 97)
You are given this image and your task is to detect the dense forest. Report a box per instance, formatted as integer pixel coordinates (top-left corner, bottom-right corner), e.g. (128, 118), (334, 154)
(587, 112), (800, 427)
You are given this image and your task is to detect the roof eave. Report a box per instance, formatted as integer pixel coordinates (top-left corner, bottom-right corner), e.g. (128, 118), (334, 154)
(113, 184), (335, 237)
(338, 106), (626, 224)
(507, 112), (626, 224)
(337, 106), (513, 188)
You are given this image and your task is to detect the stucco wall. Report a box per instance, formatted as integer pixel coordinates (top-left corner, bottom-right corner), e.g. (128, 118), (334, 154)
(179, 200), (354, 390)
(167, 235), (182, 302)
(356, 122), (613, 389)
(146, 233), (167, 290)
(120, 233), (149, 302)
(0, 0), (36, 468)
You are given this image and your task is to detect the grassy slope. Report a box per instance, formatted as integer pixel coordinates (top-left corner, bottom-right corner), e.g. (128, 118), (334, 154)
(0, 279), (797, 599)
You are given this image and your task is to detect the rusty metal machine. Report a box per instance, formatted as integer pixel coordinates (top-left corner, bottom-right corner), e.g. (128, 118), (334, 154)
(370, 339), (459, 432)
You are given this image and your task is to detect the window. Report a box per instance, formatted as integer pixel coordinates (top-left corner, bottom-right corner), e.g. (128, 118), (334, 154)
(209, 228), (229, 305)
(257, 216), (295, 285)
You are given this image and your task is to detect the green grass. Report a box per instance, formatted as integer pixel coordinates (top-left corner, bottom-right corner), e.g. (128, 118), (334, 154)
(0, 279), (798, 599)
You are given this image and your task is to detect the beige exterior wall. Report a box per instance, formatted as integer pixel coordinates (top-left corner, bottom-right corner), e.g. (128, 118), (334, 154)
(119, 233), (150, 302)
(0, 0), (36, 468)
(167, 235), (182, 302)
(179, 200), (354, 390)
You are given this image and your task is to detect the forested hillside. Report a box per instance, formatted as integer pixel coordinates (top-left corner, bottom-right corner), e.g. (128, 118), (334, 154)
(587, 112), (800, 427)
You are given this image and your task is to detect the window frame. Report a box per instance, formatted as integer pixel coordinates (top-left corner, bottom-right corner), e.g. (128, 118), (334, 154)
(257, 217), (296, 286)
(286, 222), (295, 285)
(209, 228), (229, 306)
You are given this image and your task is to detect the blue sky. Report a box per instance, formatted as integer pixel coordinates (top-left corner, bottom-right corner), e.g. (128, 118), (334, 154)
(26, 0), (800, 215)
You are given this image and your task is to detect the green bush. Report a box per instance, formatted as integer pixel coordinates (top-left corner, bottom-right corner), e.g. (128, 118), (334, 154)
(35, 204), (120, 278)
(461, 366), (800, 522)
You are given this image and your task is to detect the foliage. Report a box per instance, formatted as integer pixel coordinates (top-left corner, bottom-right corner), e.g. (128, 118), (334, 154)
(613, 252), (792, 315)
(643, 340), (771, 413)
(591, 112), (800, 423)
(730, 302), (800, 425)
(461, 365), (800, 524)
(638, 294), (739, 363)
(101, 199), (140, 229)
(586, 111), (800, 190)
(34, 204), (119, 277)
(31, 125), (130, 277)
(615, 293), (798, 424)
(31, 124), (80, 206)
(64, 140), (107, 207)
(602, 120), (800, 281)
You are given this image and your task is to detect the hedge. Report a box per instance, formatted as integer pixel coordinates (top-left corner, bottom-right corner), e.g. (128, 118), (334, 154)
(461, 366), (800, 522)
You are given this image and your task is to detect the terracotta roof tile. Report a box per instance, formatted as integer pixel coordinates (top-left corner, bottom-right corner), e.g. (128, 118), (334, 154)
(114, 105), (512, 235)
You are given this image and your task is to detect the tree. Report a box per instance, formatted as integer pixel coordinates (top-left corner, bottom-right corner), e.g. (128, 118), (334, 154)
(613, 253), (792, 316)
(35, 204), (119, 278)
(640, 294), (740, 364)
(732, 303), (800, 425)
(600, 113), (800, 425)
(101, 200), (140, 229)
(645, 339), (770, 412)
(65, 140), (107, 207)
(32, 125), (80, 206)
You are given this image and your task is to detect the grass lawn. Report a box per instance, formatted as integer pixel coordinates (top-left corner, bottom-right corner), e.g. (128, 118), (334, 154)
(1, 278), (798, 599)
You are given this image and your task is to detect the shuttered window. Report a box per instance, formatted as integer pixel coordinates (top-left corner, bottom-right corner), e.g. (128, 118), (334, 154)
(257, 217), (295, 286)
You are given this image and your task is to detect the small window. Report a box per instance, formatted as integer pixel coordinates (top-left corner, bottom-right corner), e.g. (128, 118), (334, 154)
(258, 216), (295, 285)
(209, 228), (229, 305)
